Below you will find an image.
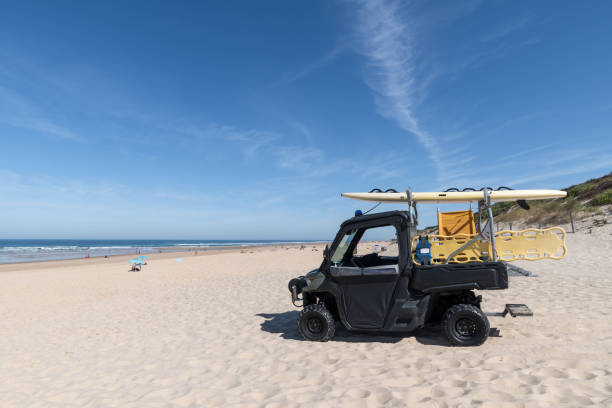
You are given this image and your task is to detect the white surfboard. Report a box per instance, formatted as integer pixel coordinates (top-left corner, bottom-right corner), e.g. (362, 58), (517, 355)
(341, 189), (567, 203)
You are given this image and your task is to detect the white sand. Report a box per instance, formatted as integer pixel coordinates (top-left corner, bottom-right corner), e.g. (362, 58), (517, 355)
(1, 228), (611, 407)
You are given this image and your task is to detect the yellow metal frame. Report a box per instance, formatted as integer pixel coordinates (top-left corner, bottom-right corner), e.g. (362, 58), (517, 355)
(412, 227), (567, 264)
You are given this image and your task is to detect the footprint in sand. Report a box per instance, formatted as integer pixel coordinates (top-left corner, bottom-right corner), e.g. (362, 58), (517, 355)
(415, 397), (449, 408)
(547, 359), (599, 370)
(211, 377), (241, 389)
(269, 370), (305, 382)
(383, 376), (425, 387)
(301, 375), (327, 386)
(529, 367), (567, 379)
(369, 387), (393, 404)
(430, 384), (465, 398)
(535, 388), (595, 406)
(480, 401), (522, 408)
(565, 368), (597, 380)
(244, 391), (272, 402)
(264, 402), (299, 408)
(288, 392), (320, 403)
(434, 359), (463, 369)
(171, 390), (196, 407)
(345, 388), (371, 398)
(518, 374), (542, 385)
(438, 379), (467, 388)
(489, 380), (532, 397)
(464, 370), (499, 382)
(332, 366), (385, 378)
(391, 387), (431, 404)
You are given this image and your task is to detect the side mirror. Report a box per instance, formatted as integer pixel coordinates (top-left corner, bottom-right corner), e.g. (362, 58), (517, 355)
(323, 244), (330, 259)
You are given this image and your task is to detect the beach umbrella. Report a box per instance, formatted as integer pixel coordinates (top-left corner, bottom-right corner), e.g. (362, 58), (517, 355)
(138, 255), (148, 260)
(129, 259), (143, 265)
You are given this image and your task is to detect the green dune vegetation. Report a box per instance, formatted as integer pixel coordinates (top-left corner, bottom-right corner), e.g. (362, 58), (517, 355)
(420, 172), (612, 233)
(487, 171), (612, 227)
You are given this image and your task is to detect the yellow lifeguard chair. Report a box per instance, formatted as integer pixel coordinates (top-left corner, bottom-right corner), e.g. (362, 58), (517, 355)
(437, 210), (476, 236)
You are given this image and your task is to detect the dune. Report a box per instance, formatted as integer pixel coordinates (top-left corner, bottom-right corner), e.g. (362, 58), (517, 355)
(1, 225), (611, 407)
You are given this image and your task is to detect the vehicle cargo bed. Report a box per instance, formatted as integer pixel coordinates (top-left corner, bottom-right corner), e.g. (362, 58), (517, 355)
(411, 262), (508, 293)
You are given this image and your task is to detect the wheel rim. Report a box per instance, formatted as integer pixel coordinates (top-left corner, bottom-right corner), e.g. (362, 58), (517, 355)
(455, 317), (478, 338)
(306, 317), (323, 334)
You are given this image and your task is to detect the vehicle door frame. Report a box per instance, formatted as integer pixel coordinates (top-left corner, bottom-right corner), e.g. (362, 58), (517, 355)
(323, 214), (412, 330)
(323, 213), (410, 277)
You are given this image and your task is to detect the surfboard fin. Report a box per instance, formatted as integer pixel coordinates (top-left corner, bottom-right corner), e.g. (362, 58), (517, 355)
(517, 199), (530, 210)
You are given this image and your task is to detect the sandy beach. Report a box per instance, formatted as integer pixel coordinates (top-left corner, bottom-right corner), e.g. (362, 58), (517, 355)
(3, 1), (611, 406)
(1, 227), (611, 407)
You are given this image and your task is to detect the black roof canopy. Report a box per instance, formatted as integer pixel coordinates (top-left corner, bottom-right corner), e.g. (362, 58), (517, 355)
(340, 210), (413, 230)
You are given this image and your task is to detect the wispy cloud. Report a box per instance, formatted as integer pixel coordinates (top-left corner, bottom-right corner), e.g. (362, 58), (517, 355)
(350, 1), (557, 189)
(480, 15), (531, 43)
(154, 191), (206, 202)
(272, 142), (416, 186)
(178, 121), (415, 183)
(352, 0), (443, 179)
(0, 170), (126, 205)
(435, 148), (612, 188)
(5, 117), (80, 141)
(275, 146), (324, 170)
(498, 143), (556, 161)
(221, 128), (279, 157)
(407, 12), (537, 103)
(180, 123), (280, 158)
(506, 157), (612, 186)
(291, 121), (314, 144)
(490, 110), (551, 135)
(272, 46), (345, 87)
(0, 86), (80, 141)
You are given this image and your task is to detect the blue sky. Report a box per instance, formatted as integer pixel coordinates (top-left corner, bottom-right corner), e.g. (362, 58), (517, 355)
(1, 0), (611, 239)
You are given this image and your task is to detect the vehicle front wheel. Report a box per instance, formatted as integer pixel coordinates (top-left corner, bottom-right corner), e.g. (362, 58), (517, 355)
(442, 304), (490, 346)
(298, 304), (335, 342)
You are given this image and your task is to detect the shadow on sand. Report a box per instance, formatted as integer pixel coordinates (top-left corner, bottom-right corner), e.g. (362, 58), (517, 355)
(257, 311), (499, 346)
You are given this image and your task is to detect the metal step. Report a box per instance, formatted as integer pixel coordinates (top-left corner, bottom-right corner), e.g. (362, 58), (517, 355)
(486, 303), (533, 317)
(505, 303), (533, 317)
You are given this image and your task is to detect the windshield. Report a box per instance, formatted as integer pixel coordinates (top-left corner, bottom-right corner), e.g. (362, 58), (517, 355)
(331, 229), (357, 264)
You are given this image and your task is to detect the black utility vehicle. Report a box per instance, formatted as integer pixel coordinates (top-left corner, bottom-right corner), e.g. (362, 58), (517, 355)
(288, 210), (514, 346)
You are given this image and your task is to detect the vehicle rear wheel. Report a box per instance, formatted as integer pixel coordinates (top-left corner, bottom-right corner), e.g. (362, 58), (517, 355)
(442, 304), (489, 346)
(298, 304), (335, 342)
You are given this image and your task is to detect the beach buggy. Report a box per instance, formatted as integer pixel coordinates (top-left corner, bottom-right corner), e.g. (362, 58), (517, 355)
(288, 187), (567, 346)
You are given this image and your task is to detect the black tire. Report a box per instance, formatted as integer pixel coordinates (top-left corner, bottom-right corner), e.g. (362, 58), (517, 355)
(442, 304), (490, 346)
(297, 304), (335, 342)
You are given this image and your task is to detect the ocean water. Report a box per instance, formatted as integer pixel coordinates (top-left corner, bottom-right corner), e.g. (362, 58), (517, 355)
(0, 239), (316, 264)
